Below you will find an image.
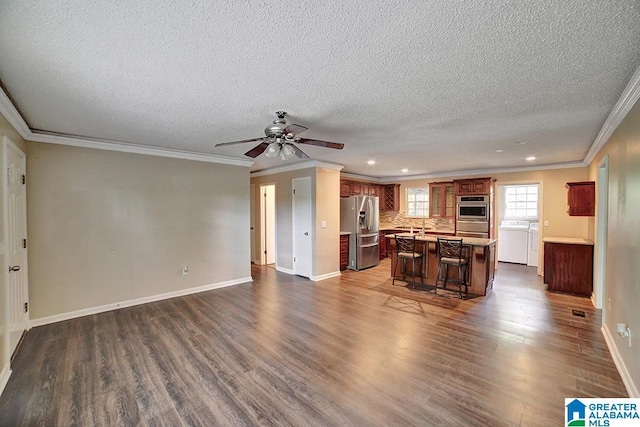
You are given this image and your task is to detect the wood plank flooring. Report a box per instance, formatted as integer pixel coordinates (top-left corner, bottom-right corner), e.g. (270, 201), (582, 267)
(0, 260), (627, 426)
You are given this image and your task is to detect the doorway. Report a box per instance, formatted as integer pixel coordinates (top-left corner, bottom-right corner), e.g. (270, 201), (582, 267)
(260, 184), (276, 265)
(496, 182), (542, 272)
(292, 177), (312, 278)
(3, 137), (29, 358)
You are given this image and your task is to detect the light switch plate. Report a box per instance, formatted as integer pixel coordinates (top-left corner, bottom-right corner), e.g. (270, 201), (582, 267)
(321, 221), (327, 229)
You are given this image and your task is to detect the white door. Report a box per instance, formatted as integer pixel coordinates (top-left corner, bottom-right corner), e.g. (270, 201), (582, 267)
(292, 177), (312, 277)
(260, 184), (276, 265)
(4, 138), (28, 356)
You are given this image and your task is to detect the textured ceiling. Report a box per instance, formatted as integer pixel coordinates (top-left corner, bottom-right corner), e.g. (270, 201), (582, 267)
(1, 1), (639, 177)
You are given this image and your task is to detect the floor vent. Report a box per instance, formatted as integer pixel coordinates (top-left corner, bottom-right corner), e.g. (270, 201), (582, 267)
(572, 309), (586, 318)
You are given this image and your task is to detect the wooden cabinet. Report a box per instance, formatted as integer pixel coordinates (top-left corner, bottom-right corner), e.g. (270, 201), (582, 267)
(340, 182), (350, 197)
(566, 181), (595, 216)
(543, 241), (593, 296)
(454, 177), (492, 195)
(379, 231), (387, 260)
(340, 234), (349, 271)
(383, 184), (400, 211)
(429, 182), (455, 218)
(340, 179), (399, 211)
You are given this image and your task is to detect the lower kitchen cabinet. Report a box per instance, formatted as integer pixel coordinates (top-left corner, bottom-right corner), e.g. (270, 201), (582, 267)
(543, 238), (594, 296)
(379, 231), (387, 260)
(340, 234), (349, 271)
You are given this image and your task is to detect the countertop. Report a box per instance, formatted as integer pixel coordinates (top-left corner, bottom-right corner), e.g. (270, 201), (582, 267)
(542, 237), (594, 245)
(379, 227), (455, 234)
(339, 231), (351, 235)
(385, 232), (496, 247)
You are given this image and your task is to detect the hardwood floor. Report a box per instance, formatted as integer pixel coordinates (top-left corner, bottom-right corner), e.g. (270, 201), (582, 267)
(0, 260), (627, 426)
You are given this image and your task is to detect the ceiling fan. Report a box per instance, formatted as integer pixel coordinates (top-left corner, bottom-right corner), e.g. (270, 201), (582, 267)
(215, 111), (344, 160)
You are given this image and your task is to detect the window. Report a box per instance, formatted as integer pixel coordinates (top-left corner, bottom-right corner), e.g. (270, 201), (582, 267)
(406, 187), (429, 217)
(504, 185), (538, 219)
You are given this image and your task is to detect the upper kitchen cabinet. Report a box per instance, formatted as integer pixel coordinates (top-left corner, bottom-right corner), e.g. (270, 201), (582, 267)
(454, 177), (493, 195)
(383, 184), (400, 211)
(340, 179), (398, 211)
(566, 181), (595, 216)
(429, 182), (455, 218)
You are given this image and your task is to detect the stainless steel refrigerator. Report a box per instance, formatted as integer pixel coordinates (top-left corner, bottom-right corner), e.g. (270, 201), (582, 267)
(340, 195), (380, 270)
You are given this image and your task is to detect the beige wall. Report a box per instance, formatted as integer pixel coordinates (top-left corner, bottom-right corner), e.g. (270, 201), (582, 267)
(251, 166), (340, 278)
(588, 99), (640, 394)
(26, 142), (251, 319)
(315, 168), (340, 276)
(0, 113), (28, 380)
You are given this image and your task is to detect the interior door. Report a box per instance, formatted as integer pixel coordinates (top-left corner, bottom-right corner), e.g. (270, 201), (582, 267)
(292, 177), (312, 278)
(4, 138), (28, 357)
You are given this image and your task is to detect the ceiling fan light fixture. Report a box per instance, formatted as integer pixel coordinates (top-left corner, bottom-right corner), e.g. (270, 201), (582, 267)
(265, 142), (280, 158)
(280, 143), (296, 160)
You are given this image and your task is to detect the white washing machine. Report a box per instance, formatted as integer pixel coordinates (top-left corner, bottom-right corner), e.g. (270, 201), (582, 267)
(498, 220), (530, 264)
(527, 222), (539, 267)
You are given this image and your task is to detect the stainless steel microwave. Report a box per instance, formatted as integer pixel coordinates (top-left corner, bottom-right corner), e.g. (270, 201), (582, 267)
(457, 195), (489, 220)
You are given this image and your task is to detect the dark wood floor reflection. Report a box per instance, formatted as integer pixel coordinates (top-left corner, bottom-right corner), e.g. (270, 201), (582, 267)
(0, 260), (627, 426)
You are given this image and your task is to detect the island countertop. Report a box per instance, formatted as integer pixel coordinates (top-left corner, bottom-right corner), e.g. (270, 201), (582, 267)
(385, 233), (497, 296)
(385, 232), (496, 247)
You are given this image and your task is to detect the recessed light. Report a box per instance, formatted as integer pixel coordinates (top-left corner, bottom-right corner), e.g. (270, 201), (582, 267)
(401, 168), (409, 173)
(367, 160), (376, 165)
(526, 156), (536, 161)
(515, 140), (529, 145)
(495, 149), (504, 153)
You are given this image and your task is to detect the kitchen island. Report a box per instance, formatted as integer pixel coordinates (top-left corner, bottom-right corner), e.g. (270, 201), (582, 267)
(385, 233), (497, 296)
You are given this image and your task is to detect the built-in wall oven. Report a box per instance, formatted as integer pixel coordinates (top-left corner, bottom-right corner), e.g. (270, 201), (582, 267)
(457, 195), (489, 220)
(456, 195), (490, 238)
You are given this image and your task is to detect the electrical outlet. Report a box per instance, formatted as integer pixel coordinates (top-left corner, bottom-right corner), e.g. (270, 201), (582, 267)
(321, 221), (327, 229)
(182, 266), (189, 275)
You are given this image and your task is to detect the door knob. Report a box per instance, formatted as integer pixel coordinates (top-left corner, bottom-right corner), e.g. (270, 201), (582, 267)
(304, 232), (309, 235)
(9, 265), (20, 272)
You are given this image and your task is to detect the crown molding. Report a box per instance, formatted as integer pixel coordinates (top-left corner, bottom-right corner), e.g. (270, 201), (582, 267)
(28, 131), (253, 167)
(250, 160), (343, 177)
(357, 161), (587, 183)
(584, 63), (640, 165)
(0, 88), (31, 138)
(340, 172), (383, 183)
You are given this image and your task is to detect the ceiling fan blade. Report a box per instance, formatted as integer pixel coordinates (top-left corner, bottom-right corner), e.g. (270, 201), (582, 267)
(215, 137), (264, 147)
(296, 138), (344, 150)
(244, 142), (270, 158)
(283, 123), (308, 136)
(291, 145), (310, 159)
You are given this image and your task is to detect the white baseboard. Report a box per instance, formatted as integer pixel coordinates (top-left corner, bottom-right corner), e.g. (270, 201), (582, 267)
(311, 271), (341, 282)
(275, 265), (294, 275)
(30, 276), (252, 328)
(602, 323), (639, 397)
(0, 363), (11, 397)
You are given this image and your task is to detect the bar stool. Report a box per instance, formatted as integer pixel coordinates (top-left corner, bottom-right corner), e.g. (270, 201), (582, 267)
(392, 234), (424, 288)
(435, 237), (468, 298)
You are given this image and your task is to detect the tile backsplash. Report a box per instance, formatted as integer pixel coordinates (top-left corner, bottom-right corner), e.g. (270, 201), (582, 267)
(380, 211), (454, 231)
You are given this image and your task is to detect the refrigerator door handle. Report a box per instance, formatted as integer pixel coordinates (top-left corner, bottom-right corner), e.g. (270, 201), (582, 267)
(359, 243), (378, 248)
(368, 198), (373, 230)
